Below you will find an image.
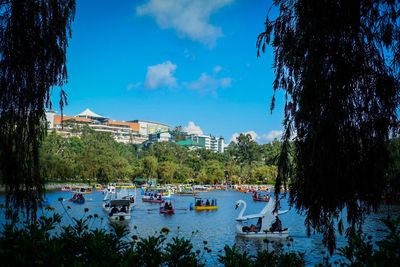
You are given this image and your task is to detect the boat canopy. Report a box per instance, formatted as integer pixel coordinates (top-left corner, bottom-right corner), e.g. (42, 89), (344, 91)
(110, 199), (130, 206)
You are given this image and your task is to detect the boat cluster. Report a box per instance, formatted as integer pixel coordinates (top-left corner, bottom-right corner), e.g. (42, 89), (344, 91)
(60, 183), (290, 239)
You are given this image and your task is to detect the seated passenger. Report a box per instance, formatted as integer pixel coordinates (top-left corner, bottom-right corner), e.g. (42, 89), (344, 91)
(249, 218), (262, 233)
(255, 217), (262, 232)
(206, 199), (210, 206)
(110, 206), (118, 215)
(270, 216), (282, 232)
(120, 205), (127, 213)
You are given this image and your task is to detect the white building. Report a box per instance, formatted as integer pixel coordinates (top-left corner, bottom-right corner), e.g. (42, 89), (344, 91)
(45, 109), (146, 144)
(148, 131), (172, 143)
(129, 120), (169, 137)
(185, 134), (224, 153)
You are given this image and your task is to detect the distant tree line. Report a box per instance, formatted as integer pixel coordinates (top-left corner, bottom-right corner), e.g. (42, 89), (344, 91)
(39, 128), (284, 185)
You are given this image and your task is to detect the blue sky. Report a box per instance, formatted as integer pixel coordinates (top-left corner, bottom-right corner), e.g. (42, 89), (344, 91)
(51, 0), (285, 144)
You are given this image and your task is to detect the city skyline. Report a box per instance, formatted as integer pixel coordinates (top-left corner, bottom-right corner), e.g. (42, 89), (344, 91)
(50, 0), (285, 144)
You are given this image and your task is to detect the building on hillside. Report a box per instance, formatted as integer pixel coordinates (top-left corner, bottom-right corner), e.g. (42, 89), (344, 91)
(148, 131), (172, 143)
(129, 120), (169, 137)
(185, 134), (224, 153)
(176, 139), (203, 151)
(45, 109), (147, 144)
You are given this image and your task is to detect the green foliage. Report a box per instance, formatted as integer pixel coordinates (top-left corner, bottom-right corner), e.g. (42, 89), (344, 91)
(141, 156), (158, 179)
(258, 0), (400, 253)
(218, 244), (305, 267)
(235, 134), (260, 165)
(250, 165), (277, 184)
(1, 212), (398, 266)
(338, 216), (400, 267)
(39, 130), (285, 185)
(170, 126), (187, 142)
(218, 245), (253, 267)
(163, 237), (202, 267)
(157, 161), (178, 184)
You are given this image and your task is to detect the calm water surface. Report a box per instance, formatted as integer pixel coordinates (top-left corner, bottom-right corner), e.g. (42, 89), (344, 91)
(1, 189), (398, 266)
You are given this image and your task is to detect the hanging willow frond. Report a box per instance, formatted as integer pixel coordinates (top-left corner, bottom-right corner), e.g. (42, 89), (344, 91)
(0, 0), (75, 221)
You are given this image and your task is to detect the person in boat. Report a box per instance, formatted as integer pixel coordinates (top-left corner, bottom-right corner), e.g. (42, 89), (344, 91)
(249, 218), (262, 232)
(270, 216), (282, 232)
(211, 199), (215, 206)
(164, 202), (169, 210)
(110, 205), (118, 216)
(120, 205), (127, 213)
(206, 199), (210, 206)
(196, 199), (201, 206)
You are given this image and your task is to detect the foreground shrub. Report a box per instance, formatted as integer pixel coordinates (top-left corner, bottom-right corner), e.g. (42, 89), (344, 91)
(338, 215), (400, 267)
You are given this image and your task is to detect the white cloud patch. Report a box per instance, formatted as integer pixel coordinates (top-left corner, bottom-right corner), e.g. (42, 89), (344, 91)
(229, 131), (259, 144)
(144, 61), (177, 89)
(183, 121), (203, 135)
(229, 130), (283, 144)
(184, 67), (232, 96)
(213, 65), (222, 74)
(261, 130), (283, 142)
(136, 0), (233, 47)
(127, 82), (142, 91)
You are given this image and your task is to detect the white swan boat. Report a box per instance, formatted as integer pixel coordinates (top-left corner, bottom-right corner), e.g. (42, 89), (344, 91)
(103, 185), (116, 211)
(108, 199), (132, 221)
(235, 198), (289, 238)
(103, 186), (136, 221)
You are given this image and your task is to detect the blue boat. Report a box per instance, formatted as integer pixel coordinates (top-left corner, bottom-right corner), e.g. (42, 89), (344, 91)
(70, 193), (85, 204)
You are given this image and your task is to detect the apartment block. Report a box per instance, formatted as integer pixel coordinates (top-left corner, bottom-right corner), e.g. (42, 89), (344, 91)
(45, 109), (146, 144)
(185, 134), (224, 153)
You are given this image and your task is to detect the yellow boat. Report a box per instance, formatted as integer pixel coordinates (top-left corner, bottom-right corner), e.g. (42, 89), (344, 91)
(193, 205), (218, 210)
(192, 197), (218, 211)
(116, 183), (136, 188)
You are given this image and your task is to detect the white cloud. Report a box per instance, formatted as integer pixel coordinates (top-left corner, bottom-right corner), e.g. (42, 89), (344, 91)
(184, 67), (232, 96)
(183, 121), (203, 135)
(213, 65), (222, 74)
(144, 61), (177, 89)
(261, 130), (283, 142)
(126, 84), (134, 91)
(136, 0), (233, 47)
(127, 82), (142, 91)
(229, 131), (259, 144)
(229, 130), (283, 144)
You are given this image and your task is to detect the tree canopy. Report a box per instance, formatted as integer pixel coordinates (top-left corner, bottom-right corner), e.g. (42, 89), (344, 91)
(257, 0), (400, 253)
(0, 0), (75, 220)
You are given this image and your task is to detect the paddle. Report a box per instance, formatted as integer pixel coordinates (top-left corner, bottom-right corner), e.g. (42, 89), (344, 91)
(147, 208), (159, 211)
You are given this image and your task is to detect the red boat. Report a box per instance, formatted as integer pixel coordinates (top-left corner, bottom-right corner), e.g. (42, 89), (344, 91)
(252, 192), (270, 202)
(160, 207), (174, 214)
(160, 200), (175, 214)
(142, 197), (165, 203)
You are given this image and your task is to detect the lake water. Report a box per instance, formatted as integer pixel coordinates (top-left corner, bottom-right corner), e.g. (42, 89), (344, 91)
(0, 189), (398, 265)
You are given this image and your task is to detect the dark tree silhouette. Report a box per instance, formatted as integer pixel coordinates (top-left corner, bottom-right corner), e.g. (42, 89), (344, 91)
(257, 0), (400, 253)
(0, 0), (75, 220)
